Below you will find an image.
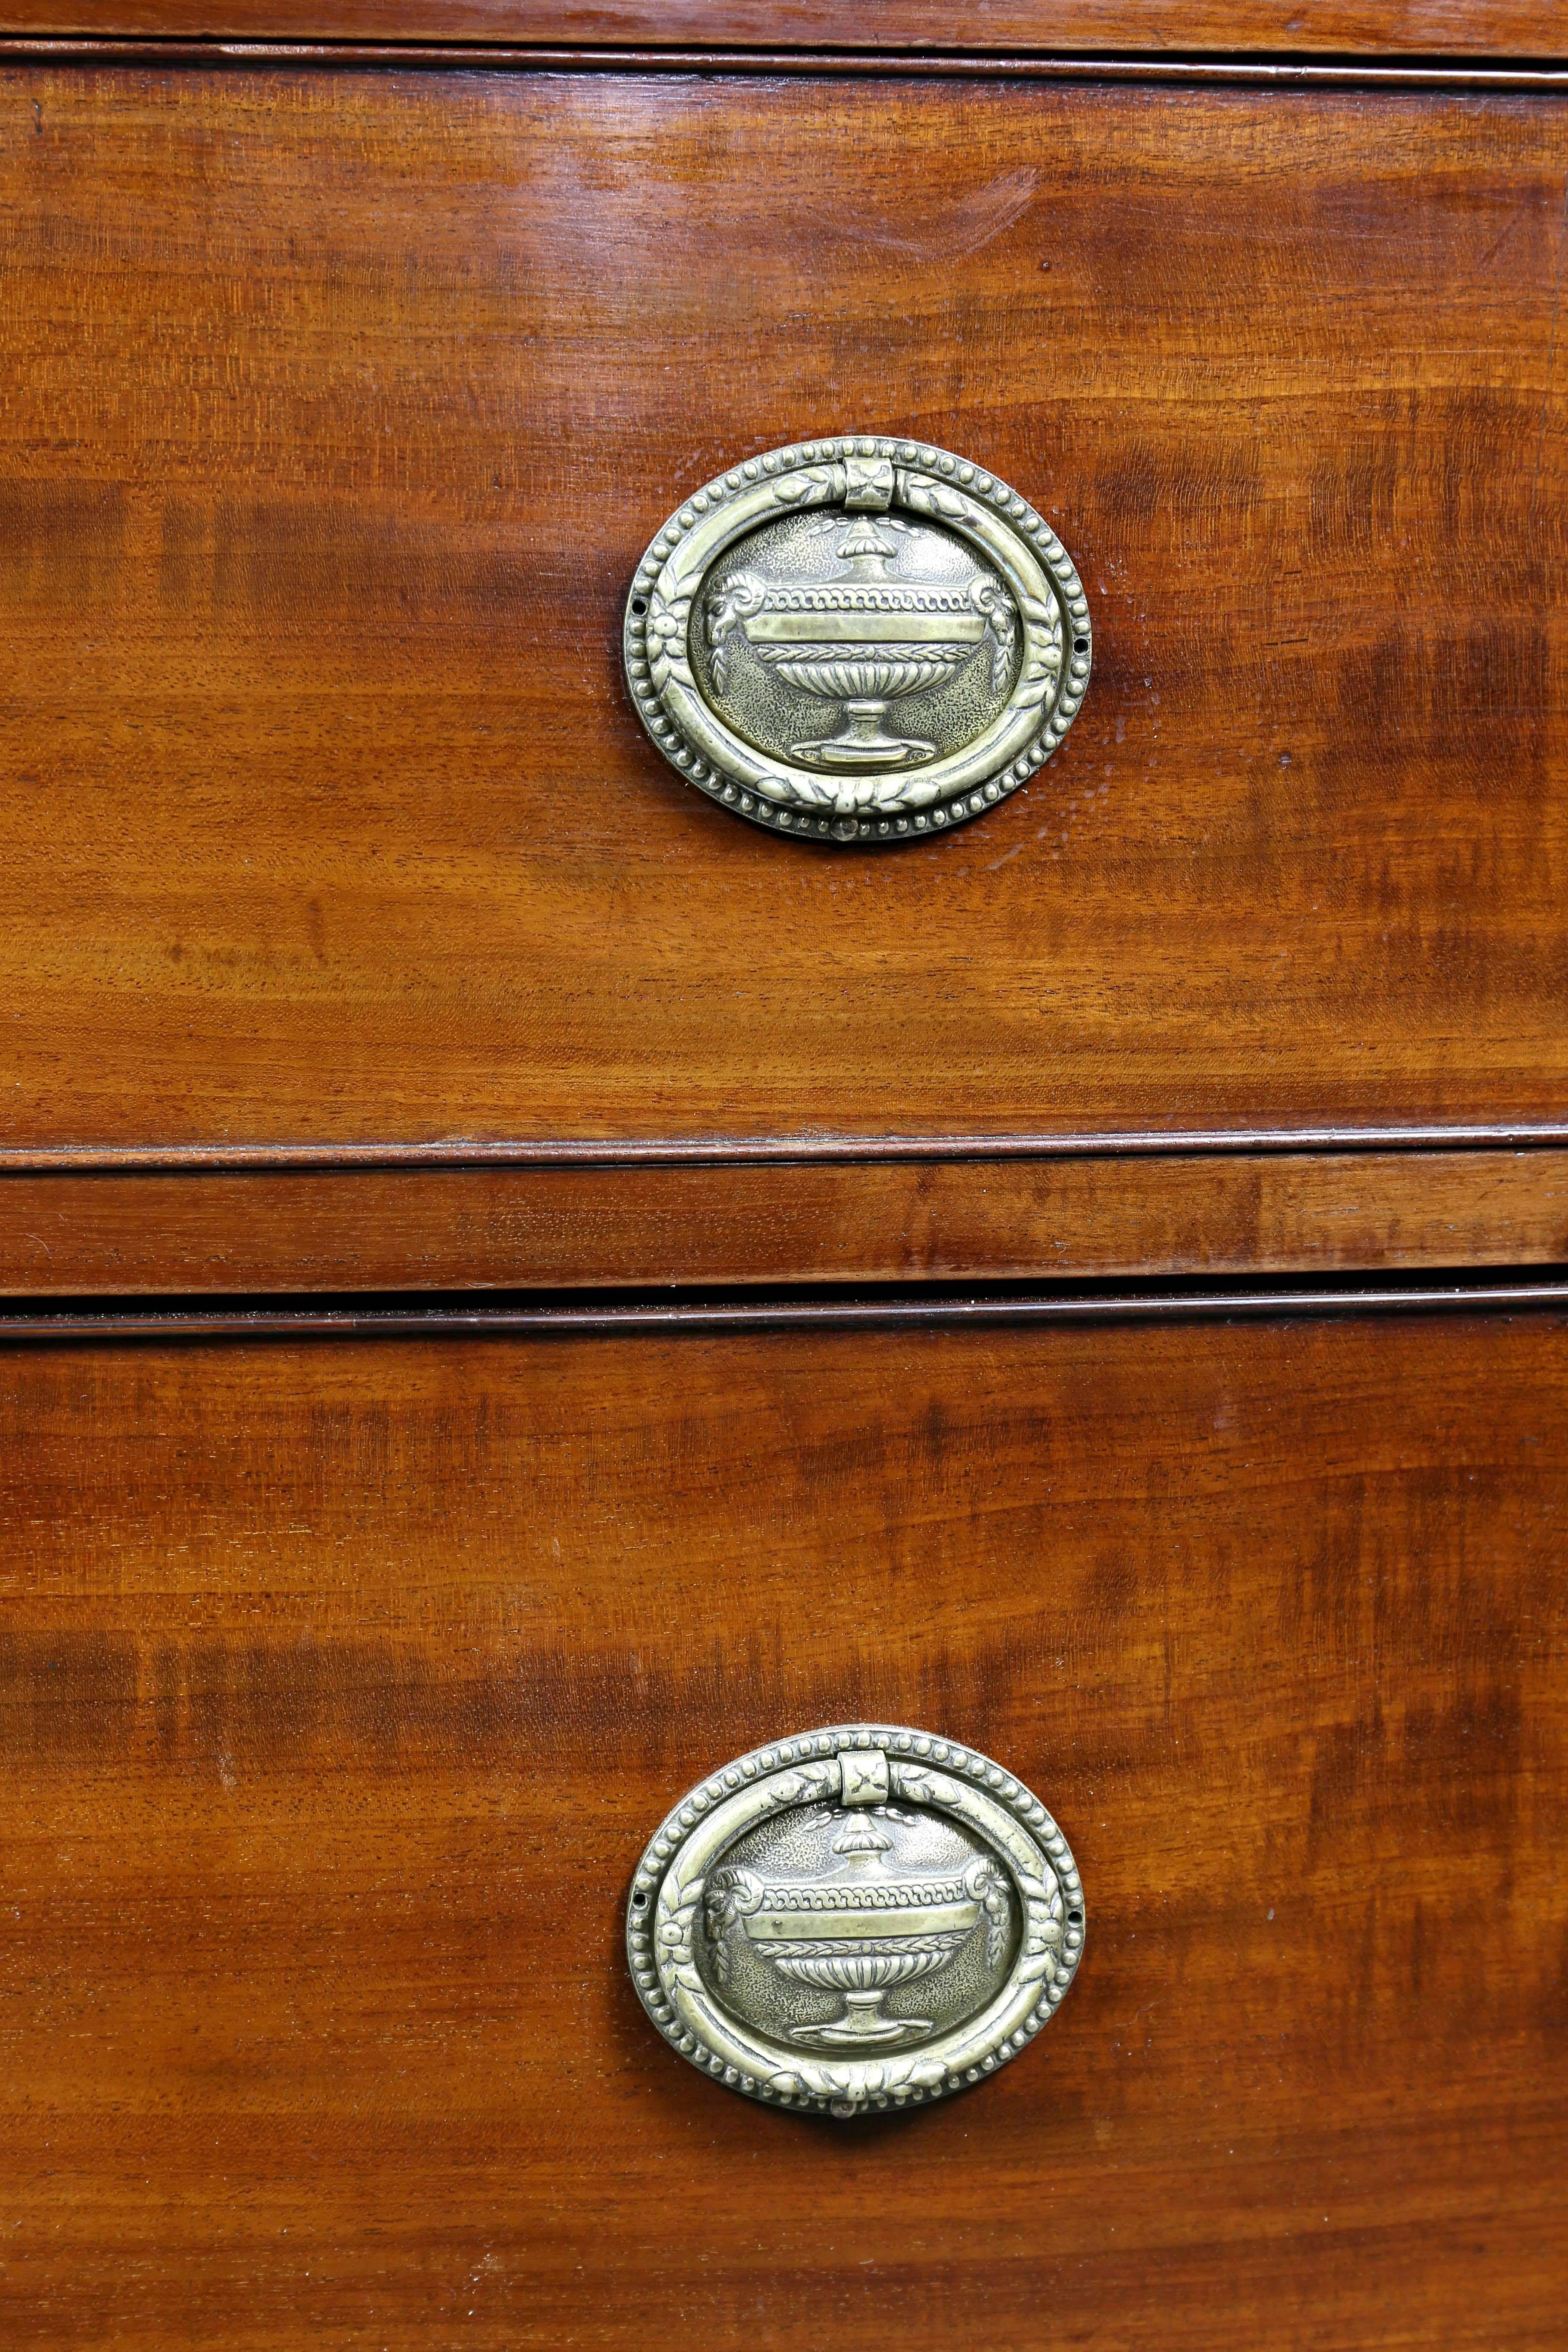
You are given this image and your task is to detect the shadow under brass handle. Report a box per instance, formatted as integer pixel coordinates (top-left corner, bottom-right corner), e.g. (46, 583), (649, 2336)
(627, 1722), (1084, 2118)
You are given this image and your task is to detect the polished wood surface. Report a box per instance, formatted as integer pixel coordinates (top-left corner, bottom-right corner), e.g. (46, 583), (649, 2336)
(0, 1304), (1562, 2346)
(2, 1147), (1565, 1292)
(5, 18), (1561, 2344)
(3, 65), (1564, 1164)
(2, 3), (1564, 57)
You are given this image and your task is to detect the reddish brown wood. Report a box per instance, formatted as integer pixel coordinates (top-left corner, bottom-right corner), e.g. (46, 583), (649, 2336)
(1, 1148), (1564, 1291)
(0, 3), (1563, 58)
(0, 1305), (1562, 2346)
(0, 66), (1564, 1172)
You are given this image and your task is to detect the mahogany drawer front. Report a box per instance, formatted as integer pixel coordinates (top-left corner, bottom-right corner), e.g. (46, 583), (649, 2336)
(3, 1146), (1567, 1296)
(4, 59), (1566, 1174)
(1, 1301), (1562, 2348)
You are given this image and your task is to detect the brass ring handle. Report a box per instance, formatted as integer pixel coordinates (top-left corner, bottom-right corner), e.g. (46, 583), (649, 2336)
(627, 1723), (1085, 2118)
(625, 435), (1092, 845)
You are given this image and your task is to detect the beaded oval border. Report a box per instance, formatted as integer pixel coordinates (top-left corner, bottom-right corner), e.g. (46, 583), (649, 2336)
(623, 435), (1092, 845)
(625, 1722), (1086, 2116)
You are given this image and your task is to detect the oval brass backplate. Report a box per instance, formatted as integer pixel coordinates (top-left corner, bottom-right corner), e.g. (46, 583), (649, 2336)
(626, 1723), (1085, 2117)
(624, 436), (1092, 844)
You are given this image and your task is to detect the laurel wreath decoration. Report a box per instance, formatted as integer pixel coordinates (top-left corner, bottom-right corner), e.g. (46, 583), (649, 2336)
(705, 573), (766, 695)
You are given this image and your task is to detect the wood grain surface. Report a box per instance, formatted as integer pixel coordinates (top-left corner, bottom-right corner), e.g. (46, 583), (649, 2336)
(2, 1147), (1565, 1291)
(0, 1305), (1562, 2347)
(2, 3), (1564, 58)
(2, 65), (1565, 1163)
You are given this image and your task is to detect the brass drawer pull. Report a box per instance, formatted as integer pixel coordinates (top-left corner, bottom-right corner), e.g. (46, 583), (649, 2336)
(625, 435), (1091, 845)
(627, 1723), (1085, 2116)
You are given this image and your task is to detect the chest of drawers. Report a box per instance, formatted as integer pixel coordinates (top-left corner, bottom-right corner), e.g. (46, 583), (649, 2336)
(1, 7), (1564, 2345)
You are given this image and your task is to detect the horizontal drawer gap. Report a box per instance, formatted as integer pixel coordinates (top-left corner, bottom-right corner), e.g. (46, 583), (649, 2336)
(6, 1125), (1568, 1173)
(3, 1273), (1565, 1345)
(5, 41), (1568, 90)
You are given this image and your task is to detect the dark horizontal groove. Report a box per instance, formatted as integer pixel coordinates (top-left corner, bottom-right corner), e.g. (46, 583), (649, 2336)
(3, 38), (1566, 90)
(3, 1279), (1565, 1345)
(3, 1123), (1568, 1174)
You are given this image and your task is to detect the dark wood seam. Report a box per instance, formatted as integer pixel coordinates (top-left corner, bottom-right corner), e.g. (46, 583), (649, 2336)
(3, 1280), (1565, 1343)
(3, 1128), (1568, 1174)
(4, 40), (1568, 89)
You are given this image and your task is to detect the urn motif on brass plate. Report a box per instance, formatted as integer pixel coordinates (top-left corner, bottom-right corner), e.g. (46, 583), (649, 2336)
(624, 437), (1092, 844)
(627, 1726), (1085, 2117)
